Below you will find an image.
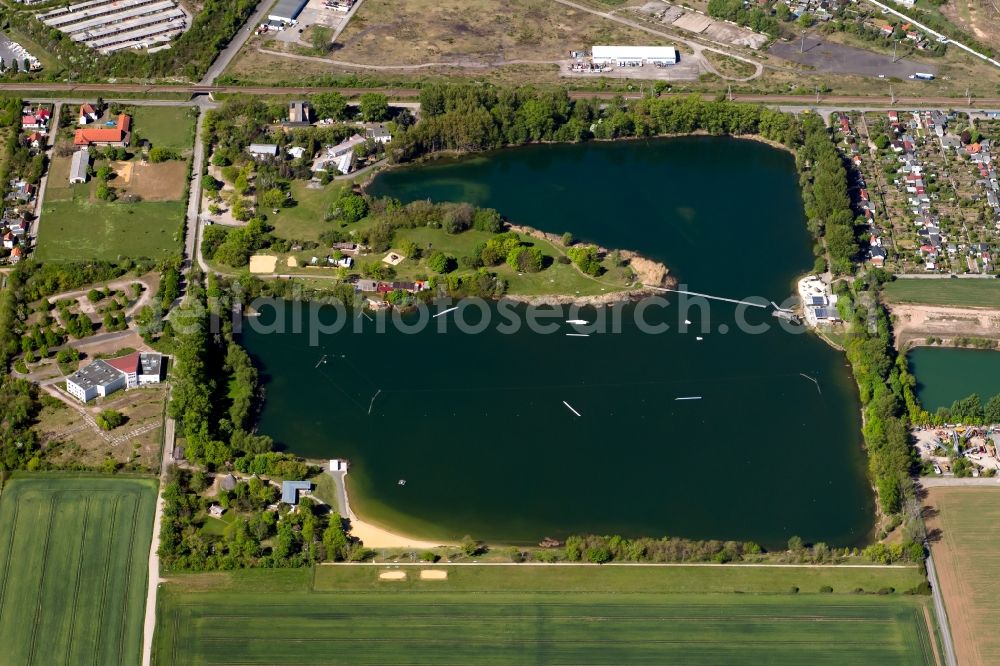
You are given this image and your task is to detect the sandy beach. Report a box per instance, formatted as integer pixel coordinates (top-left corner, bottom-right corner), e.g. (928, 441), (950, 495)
(347, 512), (448, 549)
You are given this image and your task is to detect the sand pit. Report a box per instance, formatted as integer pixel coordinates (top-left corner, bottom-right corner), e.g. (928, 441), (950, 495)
(249, 255), (277, 274)
(287, 256), (298, 267)
(419, 569), (447, 580)
(378, 570), (407, 580)
(112, 160), (134, 184)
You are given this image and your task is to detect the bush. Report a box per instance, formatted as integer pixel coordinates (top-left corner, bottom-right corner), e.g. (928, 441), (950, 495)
(819, 585), (833, 594)
(96, 409), (126, 431)
(586, 547), (612, 564)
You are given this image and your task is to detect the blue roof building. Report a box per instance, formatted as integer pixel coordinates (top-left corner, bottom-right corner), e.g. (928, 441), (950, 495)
(281, 480), (312, 505)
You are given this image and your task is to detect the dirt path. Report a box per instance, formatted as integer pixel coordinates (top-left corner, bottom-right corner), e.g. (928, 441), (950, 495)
(259, 47), (566, 70)
(886, 302), (1000, 348)
(46, 275), (156, 319)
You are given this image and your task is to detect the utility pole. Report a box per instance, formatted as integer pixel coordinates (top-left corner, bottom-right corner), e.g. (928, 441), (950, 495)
(815, 86), (820, 104)
(800, 31), (805, 54)
(889, 84), (895, 105)
(892, 40), (897, 63)
(966, 87), (972, 106)
(727, 83), (733, 102)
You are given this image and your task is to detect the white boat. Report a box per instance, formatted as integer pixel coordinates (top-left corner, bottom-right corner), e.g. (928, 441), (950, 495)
(398, 479), (406, 486)
(696, 336), (703, 341)
(684, 319), (692, 325)
(566, 319), (588, 325)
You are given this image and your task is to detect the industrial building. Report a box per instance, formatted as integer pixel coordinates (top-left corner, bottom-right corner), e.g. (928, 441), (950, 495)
(65, 351), (163, 402)
(591, 45), (677, 66)
(37, 0), (189, 54)
(268, 0), (309, 25)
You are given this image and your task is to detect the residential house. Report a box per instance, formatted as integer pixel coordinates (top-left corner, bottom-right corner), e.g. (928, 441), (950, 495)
(281, 480), (312, 505)
(78, 103), (98, 125)
(247, 143), (279, 160)
(21, 107), (50, 131)
(10, 246), (23, 263)
(313, 134), (366, 174)
(287, 146), (306, 160)
(220, 474), (238, 491)
(2, 232), (15, 249)
(365, 124), (392, 144)
(869, 246), (887, 268)
(26, 132), (44, 149)
(288, 101), (311, 124)
(73, 113), (131, 147)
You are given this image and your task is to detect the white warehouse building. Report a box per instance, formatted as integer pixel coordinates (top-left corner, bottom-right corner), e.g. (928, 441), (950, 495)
(591, 45), (677, 66)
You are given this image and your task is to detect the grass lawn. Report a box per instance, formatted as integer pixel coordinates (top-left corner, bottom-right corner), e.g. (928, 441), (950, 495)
(36, 198), (184, 261)
(882, 279), (1000, 308)
(270, 179), (350, 243)
(38, 151), (184, 261)
(0, 475), (157, 665)
(924, 487), (1000, 666)
(127, 106), (198, 153)
(155, 566), (937, 665)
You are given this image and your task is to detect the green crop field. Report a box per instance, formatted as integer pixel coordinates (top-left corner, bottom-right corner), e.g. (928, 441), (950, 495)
(154, 566), (938, 665)
(882, 279), (1000, 308)
(0, 475), (157, 666)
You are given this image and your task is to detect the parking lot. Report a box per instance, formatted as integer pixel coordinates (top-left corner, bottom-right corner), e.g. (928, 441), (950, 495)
(769, 36), (938, 79)
(270, 0), (351, 44)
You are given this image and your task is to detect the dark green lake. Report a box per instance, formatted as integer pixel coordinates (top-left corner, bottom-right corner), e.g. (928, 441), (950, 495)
(908, 346), (1000, 411)
(245, 137), (874, 548)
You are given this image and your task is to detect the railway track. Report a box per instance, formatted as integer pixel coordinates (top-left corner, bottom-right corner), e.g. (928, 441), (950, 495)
(1, 82), (1000, 107)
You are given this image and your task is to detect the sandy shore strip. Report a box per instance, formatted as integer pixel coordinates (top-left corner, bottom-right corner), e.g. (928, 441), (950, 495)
(348, 513), (449, 549)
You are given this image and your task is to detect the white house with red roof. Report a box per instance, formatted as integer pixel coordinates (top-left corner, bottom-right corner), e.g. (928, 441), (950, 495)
(21, 107), (50, 131)
(78, 103), (99, 125)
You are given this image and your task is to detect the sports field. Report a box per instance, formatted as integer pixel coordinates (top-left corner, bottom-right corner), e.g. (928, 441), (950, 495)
(882, 279), (1000, 308)
(154, 565), (938, 665)
(0, 475), (157, 665)
(925, 486), (1000, 666)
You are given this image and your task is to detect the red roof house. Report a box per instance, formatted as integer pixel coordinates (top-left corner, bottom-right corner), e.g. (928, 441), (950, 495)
(74, 114), (131, 147)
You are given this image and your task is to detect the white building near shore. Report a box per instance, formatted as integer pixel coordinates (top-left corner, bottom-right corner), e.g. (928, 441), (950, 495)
(591, 45), (677, 66)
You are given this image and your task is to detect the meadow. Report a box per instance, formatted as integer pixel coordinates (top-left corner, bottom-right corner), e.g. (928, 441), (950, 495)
(925, 487), (1000, 666)
(154, 565), (938, 665)
(127, 106), (198, 153)
(882, 279), (1000, 308)
(0, 475), (157, 665)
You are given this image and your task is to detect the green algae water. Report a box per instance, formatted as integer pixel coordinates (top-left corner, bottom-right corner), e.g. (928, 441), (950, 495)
(908, 347), (1000, 411)
(244, 137), (874, 548)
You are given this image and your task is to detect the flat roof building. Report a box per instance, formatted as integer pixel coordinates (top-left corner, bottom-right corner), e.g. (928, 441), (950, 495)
(268, 0), (308, 24)
(591, 45), (677, 66)
(66, 359), (128, 402)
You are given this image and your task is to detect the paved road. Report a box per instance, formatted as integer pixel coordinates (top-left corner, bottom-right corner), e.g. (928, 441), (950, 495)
(925, 549), (958, 666)
(199, 0), (273, 85)
(892, 273), (997, 279)
(184, 108), (209, 272)
(919, 476), (1000, 486)
(29, 102), (61, 247)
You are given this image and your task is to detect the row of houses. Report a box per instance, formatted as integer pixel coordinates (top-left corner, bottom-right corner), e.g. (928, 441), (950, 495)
(65, 351), (163, 402)
(247, 124), (393, 176)
(836, 114), (887, 268)
(355, 279), (430, 294)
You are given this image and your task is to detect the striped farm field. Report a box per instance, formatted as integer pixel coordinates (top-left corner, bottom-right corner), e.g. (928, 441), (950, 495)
(925, 487), (1000, 666)
(0, 475), (156, 666)
(154, 567), (939, 665)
